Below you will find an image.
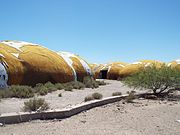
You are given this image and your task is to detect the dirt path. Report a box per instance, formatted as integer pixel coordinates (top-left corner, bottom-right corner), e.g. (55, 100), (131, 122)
(1, 99), (180, 135)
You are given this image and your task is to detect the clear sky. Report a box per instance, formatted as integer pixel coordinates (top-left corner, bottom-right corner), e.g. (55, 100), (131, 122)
(0, 0), (179, 64)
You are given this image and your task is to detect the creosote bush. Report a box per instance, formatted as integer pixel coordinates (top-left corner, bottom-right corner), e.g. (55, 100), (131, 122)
(84, 95), (94, 102)
(84, 92), (103, 102)
(64, 85), (73, 91)
(55, 83), (64, 90)
(23, 98), (49, 112)
(83, 76), (100, 88)
(0, 85), (34, 98)
(92, 92), (103, 99)
(123, 64), (180, 96)
(112, 92), (122, 96)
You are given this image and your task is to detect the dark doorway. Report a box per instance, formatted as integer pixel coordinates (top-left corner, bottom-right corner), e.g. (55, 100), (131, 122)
(100, 70), (108, 79)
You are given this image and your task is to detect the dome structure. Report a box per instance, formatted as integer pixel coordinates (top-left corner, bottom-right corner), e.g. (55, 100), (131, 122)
(0, 40), (92, 88)
(92, 62), (127, 80)
(119, 60), (163, 78)
(167, 59), (180, 70)
(57, 51), (92, 82)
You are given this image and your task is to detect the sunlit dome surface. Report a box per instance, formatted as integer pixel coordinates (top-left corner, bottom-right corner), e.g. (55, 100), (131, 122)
(0, 40), (92, 87)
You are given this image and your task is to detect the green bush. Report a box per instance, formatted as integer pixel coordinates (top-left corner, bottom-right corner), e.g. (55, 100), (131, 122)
(34, 85), (48, 96)
(122, 64), (180, 95)
(84, 95), (94, 102)
(0, 89), (12, 98)
(44, 81), (55, 89)
(92, 92), (103, 99)
(23, 98), (49, 112)
(68, 81), (85, 90)
(0, 85), (34, 98)
(64, 85), (73, 91)
(112, 92), (122, 96)
(48, 86), (58, 93)
(55, 83), (64, 90)
(83, 76), (100, 88)
(84, 92), (103, 102)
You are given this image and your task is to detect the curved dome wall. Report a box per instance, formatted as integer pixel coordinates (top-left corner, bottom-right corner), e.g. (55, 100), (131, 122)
(119, 60), (163, 78)
(57, 52), (92, 82)
(167, 60), (180, 70)
(0, 40), (92, 87)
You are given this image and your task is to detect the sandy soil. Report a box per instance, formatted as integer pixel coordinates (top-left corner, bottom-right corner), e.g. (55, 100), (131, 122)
(0, 99), (180, 135)
(0, 80), (146, 114)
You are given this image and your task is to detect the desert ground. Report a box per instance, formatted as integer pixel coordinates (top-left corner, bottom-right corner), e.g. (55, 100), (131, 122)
(0, 80), (147, 114)
(0, 99), (180, 135)
(0, 80), (180, 135)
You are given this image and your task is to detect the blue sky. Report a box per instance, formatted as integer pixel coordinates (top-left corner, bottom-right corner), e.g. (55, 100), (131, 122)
(0, 0), (179, 63)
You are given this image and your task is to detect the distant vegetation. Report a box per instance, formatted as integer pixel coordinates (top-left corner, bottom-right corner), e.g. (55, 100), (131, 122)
(0, 77), (106, 99)
(122, 64), (180, 96)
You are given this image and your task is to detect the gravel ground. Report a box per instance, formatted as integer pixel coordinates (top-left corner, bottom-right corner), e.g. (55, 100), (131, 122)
(0, 80), (145, 114)
(0, 99), (180, 135)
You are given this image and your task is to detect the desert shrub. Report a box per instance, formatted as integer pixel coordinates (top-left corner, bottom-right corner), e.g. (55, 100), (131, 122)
(55, 83), (64, 90)
(83, 76), (100, 88)
(69, 81), (85, 90)
(112, 92), (122, 96)
(125, 91), (136, 103)
(35, 83), (44, 87)
(84, 92), (103, 102)
(84, 95), (94, 102)
(23, 98), (49, 112)
(0, 89), (12, 98)
(92, 92), (103, 99)
(34, 82), (58, 95)
(122, 64), (180, 96)
(0, 85), (34, 98)
(58, 93), (62, 97)
(44, 81), (55, 88)
(64, 85), (73, 91)
(34, 85), (48, 96)
(47, 86), (58, 93)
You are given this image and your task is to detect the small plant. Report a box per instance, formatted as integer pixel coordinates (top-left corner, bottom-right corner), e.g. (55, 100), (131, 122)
(84, 92), (103, 102)
(55, 83), (64, 90)
(112, 92), (122, 96)
(68, 81), (85, 90)
(34, 85), (48, 96)
(48, 86), (58, 93)
(23, 98), (49, 112)
(84, 95), (94, 102)
(44, 81), (55, 89)
(83, 76), (99, 88)
(125, 91), (136, 103)
(64, 85), (73, 91)
(58, 93), (62, 97)
(92, 92), (103, 99)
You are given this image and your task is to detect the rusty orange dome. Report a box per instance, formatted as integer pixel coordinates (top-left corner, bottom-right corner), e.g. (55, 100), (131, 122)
(0, 40), (92, 87)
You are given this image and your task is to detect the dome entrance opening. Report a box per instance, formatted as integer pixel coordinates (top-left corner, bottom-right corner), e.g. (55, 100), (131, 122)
(99, 70), (108, 79)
